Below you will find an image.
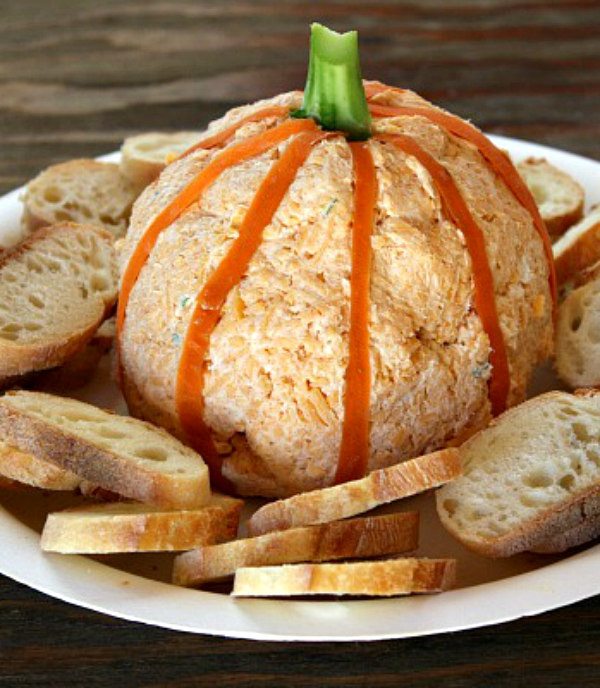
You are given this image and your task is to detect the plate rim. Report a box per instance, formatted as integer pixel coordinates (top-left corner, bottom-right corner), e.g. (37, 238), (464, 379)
(1, 134), (599, 641)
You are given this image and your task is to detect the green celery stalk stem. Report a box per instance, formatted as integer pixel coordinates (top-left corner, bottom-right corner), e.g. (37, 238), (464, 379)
(294, 23), (371, 141)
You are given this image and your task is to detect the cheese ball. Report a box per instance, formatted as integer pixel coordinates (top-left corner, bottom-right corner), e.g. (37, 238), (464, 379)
(119, 87), (553, 497)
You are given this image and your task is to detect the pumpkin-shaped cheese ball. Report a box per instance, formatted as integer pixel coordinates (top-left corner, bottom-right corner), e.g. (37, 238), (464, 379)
(118, 26), (554, 497)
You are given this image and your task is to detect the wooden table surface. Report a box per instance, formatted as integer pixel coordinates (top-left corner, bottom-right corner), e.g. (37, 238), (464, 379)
(1, 0), (599, 685)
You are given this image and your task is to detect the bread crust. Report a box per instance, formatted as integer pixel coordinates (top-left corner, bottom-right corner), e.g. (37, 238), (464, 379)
(173, 512), (419, 586)
(0, 223), (117, 382)
(436, 389), (600, 557)
(554, 206), (600, 287)
(554, 279), (600, 388)
(530, 510), (600, 553)
(0, 440), (80, 490)
(1, 316), (115, 393)
(41, 496), (242, 553)
(0, 321), (103, 384)
(232, 558), (456, 597)
(22, 159), (138, 240)
(120, 131), (203, 189)
(442, 483), (600, 558)
(247, 448), (460, 535)
(516, 157), (584, 240)
(0, 392), (210, 509)
(548, 205), (586, 240)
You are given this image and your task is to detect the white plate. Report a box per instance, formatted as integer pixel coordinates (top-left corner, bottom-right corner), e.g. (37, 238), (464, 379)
(1, 135), (599, 641)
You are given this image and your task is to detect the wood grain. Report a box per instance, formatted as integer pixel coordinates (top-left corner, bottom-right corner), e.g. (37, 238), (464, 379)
(1, 0), (599, 685)
(0, 0), (599, 194)
(1, 574), (600, 687)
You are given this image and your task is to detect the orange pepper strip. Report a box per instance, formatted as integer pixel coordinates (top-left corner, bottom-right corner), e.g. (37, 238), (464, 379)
(363, 81), (406, 99)
(117, 118), (317, 340)
(176, 105), (290, 160)
(176, 128), (329, 493)
(379, 133), (510, 415)
(369, 101), (557, 308)
(334, 142), (377, 484)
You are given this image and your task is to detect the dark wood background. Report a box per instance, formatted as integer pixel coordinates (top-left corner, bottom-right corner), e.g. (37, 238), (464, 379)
(1, 0), (599, 685)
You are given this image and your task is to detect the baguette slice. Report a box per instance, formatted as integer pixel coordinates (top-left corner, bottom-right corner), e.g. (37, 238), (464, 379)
(0, 391), (210, 509)
(0, 440), (80, 490)
(516, 157), (584, 239)
(436, 390), (600, 557)
(555, 278), (600, 388)
(247, 448), (460, 536)
(22, 160), (138, 240)
(173, 512), (419, 587)
(232, 559), (456, 598)
(120, 132), (202, 189)
(33, 317), (114, 392)
(531, 512), (600, 554)
(41, 494), (242, 553)
(553, 205), (600, 287)
(7, 316), (116, 394)
(568, 259), (600, 291)
(0, 223), (117, 382)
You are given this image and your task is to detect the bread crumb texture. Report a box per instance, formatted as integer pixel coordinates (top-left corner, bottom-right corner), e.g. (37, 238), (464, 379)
(556, 278), (600, 388)
(437, 391), (600, 552)
(0, 223), (116, 379)
(22, 160), (138, 240)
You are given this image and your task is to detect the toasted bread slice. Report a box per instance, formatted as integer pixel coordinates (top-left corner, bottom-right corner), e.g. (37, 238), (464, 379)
(436, 390), (600, 557)
(32, 317), (114, 392)
(553, 256), (600, 300)
(0, 318), (115, 393)
(120, 132), (202, 189)
(6, 316), (116, 394)
(0, 440), (80, 490)
(555, 278), (600, 388)
(516, 157), (584, 239)
(232, 559), (456, 598)
(0, 391), (210, 509)
(530, 512), (600, 553)
(173, 512), (419, 587)
(41, 494), (242, 553)
(567, 259), (600, 292)
(0, 223), (117, 383)
(22, 160), (138, 240)
(247, 448), (460, 536)
(553, 206), (600, 288)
